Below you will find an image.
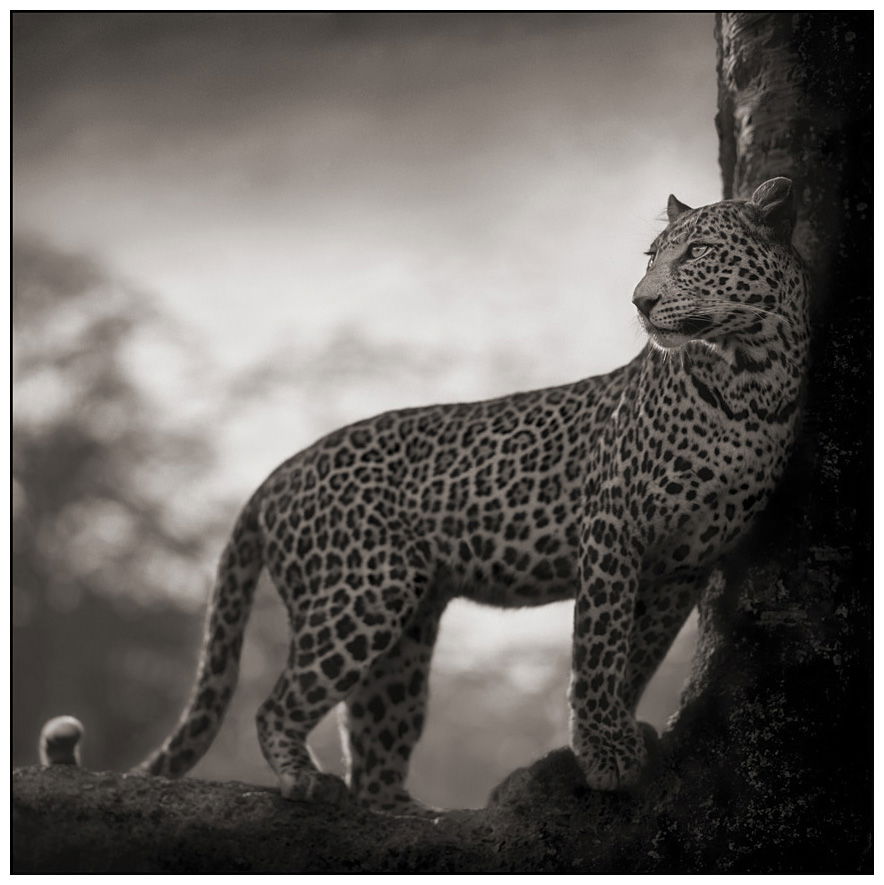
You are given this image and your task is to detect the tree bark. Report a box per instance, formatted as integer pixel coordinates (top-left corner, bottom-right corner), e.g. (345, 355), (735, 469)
(12, 12), (872, 873)
(668, 10), (872, 869)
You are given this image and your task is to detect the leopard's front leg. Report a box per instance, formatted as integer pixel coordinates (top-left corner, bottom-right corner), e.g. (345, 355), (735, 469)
(570, 512), (647, 791)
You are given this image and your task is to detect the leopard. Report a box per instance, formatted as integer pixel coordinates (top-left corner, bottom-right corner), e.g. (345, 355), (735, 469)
(42, 177), (810, 814)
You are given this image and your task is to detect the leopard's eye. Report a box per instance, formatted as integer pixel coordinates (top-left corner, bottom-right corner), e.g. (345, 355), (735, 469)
(687, 244), (710, 260)
(645, 251), (656, 270)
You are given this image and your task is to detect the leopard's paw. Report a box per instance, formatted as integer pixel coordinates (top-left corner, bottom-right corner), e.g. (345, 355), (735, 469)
(278, 771), (350, 804)
(575, 719), (651, 791)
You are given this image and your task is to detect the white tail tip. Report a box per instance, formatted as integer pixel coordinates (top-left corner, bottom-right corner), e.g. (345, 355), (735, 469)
(39, 715), (84, 766)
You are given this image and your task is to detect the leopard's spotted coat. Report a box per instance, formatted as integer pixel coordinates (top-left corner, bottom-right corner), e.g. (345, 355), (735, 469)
(47, 178), (810, 813)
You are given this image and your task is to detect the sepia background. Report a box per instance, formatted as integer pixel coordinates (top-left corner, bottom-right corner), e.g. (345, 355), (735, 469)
(13, 11), (720, 809)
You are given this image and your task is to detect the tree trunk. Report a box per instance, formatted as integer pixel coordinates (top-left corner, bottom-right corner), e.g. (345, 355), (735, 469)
(663, 10), (872, 869)
(12, 12), (872, 873)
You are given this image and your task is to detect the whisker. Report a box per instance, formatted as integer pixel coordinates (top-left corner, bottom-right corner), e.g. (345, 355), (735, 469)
(699, 302), (779, 319)
(692, 296), (792, 326)
(687, 306), (794, 331)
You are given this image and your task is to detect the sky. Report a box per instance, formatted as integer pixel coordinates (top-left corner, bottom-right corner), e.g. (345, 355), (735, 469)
(13, 12), (720, 734)
(14, 12), (719, 375)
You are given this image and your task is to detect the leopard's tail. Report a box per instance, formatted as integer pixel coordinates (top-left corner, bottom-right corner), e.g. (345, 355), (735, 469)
(39, 499), (264, 779)
(133, 500), (264, 777)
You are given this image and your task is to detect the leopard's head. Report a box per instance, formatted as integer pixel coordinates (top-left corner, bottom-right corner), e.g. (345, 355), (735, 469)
(633, 177), (807, 352)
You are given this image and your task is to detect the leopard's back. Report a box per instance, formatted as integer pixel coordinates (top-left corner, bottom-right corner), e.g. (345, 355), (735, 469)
(256, 357), (640, 611)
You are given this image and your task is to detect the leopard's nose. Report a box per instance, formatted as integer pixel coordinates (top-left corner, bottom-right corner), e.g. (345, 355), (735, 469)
(632, 291), (660, 318)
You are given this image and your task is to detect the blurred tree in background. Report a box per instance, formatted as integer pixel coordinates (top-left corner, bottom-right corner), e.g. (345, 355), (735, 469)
(12, 236), (219, 769)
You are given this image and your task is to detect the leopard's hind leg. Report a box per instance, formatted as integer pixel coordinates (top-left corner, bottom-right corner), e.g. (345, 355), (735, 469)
(255, 646), (351, 804)
(339, 592), (448, 814)
(258, 537), (430, 804)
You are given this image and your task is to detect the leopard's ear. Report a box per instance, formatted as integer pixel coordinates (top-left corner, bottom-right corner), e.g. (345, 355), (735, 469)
(749, 177), (796, 241)
(667, 194), (692, 224)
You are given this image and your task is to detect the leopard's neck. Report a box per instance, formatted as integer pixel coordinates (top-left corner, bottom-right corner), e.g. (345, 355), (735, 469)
(640, 318), (809, 428)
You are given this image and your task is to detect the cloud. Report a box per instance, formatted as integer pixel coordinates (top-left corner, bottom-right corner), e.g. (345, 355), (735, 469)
(13, 234), (105, 315)
(14, 13), (714, 159)
(12, 12), (722, 432)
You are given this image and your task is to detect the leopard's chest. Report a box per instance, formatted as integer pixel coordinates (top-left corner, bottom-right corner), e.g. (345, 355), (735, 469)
(607, 384), (793, 572)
